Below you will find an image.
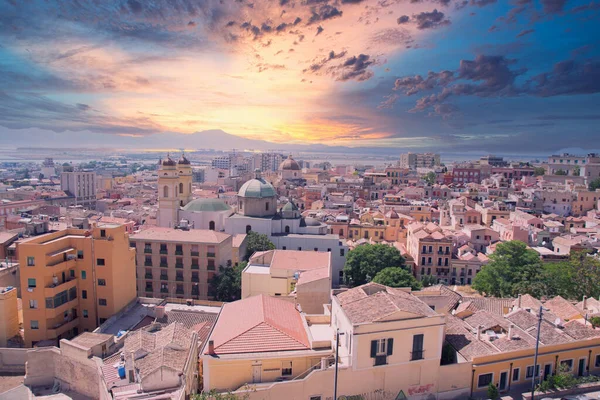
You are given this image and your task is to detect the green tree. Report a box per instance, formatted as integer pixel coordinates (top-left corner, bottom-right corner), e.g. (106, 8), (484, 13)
(421, 275), (438, 287)
(555, 169), (568, 175)
(590, 316), (600, 328)
(534, 167), (546, 176)
(372, 267), (422, 290)
(589, 178), (600, 191)
(423, 172), (437, 186)
(343, 244), (406, 287)
(573, 165), (581, 176)
(244, 232), (275, 260)
(209, 262), (246, 302)
(487, 383), (499, 400)
(472, 241), (544, 297)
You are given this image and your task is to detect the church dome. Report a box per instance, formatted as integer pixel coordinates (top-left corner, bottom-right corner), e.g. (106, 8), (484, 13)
(162, 155), (176, 167)
(178, 154), (190, 165)
(303, 217), (322, 227)
(281, 200), (299, 212)
(279, 155), (300, 171)
(238, 170), (276, 198)
(182, 198), (231, 212)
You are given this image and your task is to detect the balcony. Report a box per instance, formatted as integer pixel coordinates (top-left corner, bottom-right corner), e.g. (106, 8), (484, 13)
(175, 250), (183, 256)
(191, 251), (199, 257)
(176, 276), (184, 282)
(160, 275), (168, 281)
(160, 288), (168, 293)
(144, 261), (152, 267)
(374, 355), (387, 366)
(411, 350), (424, 361)
(191, 264), (199, 270)
(206, 252), (215, 258)
(191, 276), (199, 283)
(159, 249), (168, 255)
(47, 317), (79, 338)
(160, 262), (168, 268)
(145, 273), (153, 279)
(44, 278), (77, 298)
(46, 258), (76, 271)
(144, 248), (152, 254)
(45, 298), (78, 319)
(175, 263), (183, 269)
(176, 289), (184, 295)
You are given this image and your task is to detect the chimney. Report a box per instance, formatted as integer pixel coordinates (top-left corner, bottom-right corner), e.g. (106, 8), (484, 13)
(583, 295), (588, 310)
(208, 340), (215, 356)
(476, 325), (483, 341)
(517, 294), (522, 309)
(508, 324), (514, 340)
(127, 351), (136, 383)
(154, 306), (165, 319)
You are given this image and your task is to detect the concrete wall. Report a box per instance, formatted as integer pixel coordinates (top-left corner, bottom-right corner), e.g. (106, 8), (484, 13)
(296, 277), (330, 315)
(0, 348), (27, 373)
(0, 288), (19, 347)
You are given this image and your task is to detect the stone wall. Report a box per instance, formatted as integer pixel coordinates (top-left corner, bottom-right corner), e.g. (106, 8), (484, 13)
(0, 348), (27, 373)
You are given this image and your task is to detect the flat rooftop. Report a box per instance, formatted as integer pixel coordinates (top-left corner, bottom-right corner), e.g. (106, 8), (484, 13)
(130, 227), (231, 244)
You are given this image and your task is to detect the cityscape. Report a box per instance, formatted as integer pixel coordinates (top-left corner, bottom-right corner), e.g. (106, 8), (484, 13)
(0, 0), (600, 400)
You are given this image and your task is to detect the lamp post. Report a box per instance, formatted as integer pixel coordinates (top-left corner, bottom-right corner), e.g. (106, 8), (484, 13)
(531, 305), (544, 399)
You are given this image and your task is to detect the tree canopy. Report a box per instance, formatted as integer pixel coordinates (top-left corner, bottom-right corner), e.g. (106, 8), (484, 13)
(589, 178), (600, 191)
(372, 267), (422, 290)
(472, 241), (544, 297)
(244, 231), (275, 260)
(534, 167), (546, 176)
(209, 262), (246, 302)
(343, 244), (406, 287)
(424, 172), (437, 186)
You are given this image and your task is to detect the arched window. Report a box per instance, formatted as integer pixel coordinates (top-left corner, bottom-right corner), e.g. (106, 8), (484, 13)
(265, 202), (269, 211)
(246, 225), (252, 234)
(179, 182), (184, 194)
(209, 221), (215, 231)
(163, 186), (169, 198)
(285, 225), (290, 233)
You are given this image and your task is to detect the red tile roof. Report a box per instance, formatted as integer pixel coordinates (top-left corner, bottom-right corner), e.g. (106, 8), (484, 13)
(208, 295), (310, 355)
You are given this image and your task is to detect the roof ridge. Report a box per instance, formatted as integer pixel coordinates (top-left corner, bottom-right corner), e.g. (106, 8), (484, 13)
(213, 298), (265, 351)
(262, 320), (309, 348)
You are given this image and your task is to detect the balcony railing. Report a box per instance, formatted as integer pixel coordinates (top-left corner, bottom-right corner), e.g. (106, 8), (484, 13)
(160, 275), (168, 281)
(160, 288), (168, 293)
(159, 249), (168, 255)
(374, 355), (387, 366)
(191, 276), (199, 283)
(144, 248), (152, 254)
(411, 350), (424, 361)
(44, 278), (77, 297)
(145, 273), (153, 279)
(191, 265), (199, 270)
(175, 250), (183, 256)
(47, 317), (79, 338)
(176, 276), (184, 282)
(206, 252), (216, 258)
(144, 261), (152, 267)
(191, 251), (199, 257)
(176, 289), (184, 295)
(175, 263), (183, 269)
(160, 262), (168, 268)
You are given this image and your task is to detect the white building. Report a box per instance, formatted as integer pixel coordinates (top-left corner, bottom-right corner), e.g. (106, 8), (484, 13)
(60, 170), (96, 208)
(400, 152), (441, 170)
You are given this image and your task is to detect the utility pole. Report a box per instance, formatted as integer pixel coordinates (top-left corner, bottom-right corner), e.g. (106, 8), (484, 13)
(333, 328), (340, 400)
(531, 305), (543, 399)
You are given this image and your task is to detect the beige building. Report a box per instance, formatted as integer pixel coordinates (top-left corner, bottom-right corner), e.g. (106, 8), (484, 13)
(241, 250), (331, 314)
(60, 170), (97, 208)
(0, 287), (19, 347)
(157, 154), (193, 228)
(406, 222), (454, 283)
(18, 224), (136, 347)
(130, 227), (234, 300)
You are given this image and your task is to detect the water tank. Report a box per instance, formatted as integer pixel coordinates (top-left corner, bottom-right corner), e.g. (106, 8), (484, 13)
(117, 365), (126, 379)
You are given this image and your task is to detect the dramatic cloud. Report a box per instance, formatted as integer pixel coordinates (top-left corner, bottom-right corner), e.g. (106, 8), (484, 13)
(397, 15), (410, 24)
(307, 5), (343, 25)
(526, 60), (600, 96)
(540, 0), (568, 13)
(335, 54), (376, 81)
(413, 10), (451, 29)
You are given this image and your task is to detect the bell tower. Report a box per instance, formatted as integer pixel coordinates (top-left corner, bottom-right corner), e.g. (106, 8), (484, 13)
(177, 153), (193, 207)
(158, 154), (179, 227)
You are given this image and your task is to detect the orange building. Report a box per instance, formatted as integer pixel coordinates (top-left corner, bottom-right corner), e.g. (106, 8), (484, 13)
(18, 223), (136, 347)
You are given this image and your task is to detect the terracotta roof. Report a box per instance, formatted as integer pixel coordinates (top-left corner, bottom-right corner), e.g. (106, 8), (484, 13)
(271, 250), (330, 271)
(296, 267), (330, 285)
(130, 227), (231, 244)
(156, 309), (218, 347)
(576, 297), (600, 314)
(543, 295), (582, 321)
(506, 310), (573, 345)
(445, 315), (495, 361)
(208, 295), (310, 355)
(136, 346), (189, 379)
(462, 297), (514, 316)
(512, 294), (543, 310)
(336, 283), (437, 324)
(70, 332), (113, 348)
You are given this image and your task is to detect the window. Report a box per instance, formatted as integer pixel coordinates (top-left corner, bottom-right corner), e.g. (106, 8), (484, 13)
(370, 338), (393, 366)
(209, 221), (215, 231)
(207, 259), (215, 270)
(30, 320), (39, 330)
(512, 368), (520, 382)
(99, 298), (107, 306)
(98, 279), (106, 286)
(596, 355), (600, 368)
(77, 250), (84, 259)
(340, 249), (345, 256)
(265, 202), (269, 211)
(100, 229), (106, 238)
(281, 361), (292, 376)
(99, 318), (107, 324)
(97, 258), (105, 266)
(27, 256), (35, 266)
(81, 271), (87, 279)
(309, 397), (322, 400)
(28, 278), (36, 288)
(83, 310), (88, 318)
(561, 359), (573, 371)
(411, 334), (424, 360)
(526, 365), (540, 378)
(29, 299), (37, 309)
(82, 290), (87, 299)
(478, 373), (493, 388)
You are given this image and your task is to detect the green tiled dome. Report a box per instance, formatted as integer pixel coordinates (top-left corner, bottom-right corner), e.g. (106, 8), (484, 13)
(182, 198), (232, 212)
(238, 178), (276, 198)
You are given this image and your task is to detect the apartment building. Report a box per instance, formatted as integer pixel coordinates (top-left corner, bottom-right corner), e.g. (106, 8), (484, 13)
(60, 170), (97, 208)
(452, 166), (482, 184)
(400, 152), (441, 170)
(130, 227), (234, 300)
(384, 166), (411, 185)
(407, 222), (454, 282)
(548, 153), (589, 175)
(18, 224), (136, 347)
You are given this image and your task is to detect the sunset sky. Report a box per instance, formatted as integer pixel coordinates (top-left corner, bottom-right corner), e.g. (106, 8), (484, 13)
(0, 0), (599, 153)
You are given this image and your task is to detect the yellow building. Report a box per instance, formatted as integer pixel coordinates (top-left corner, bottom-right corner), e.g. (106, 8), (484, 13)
(0, 286), (19, 347)
(18, 224), (136, 347)
(130, 227), (234, 300)
(241, 250), (331, 314)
